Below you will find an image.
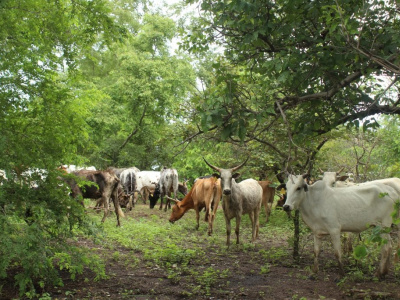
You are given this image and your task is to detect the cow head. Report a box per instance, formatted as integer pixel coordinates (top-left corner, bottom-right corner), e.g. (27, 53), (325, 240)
(169, 200), (184, 223)
(283, 174), (308, 211)
(149, 184), (161, 209)
(203, 157), (248, 196)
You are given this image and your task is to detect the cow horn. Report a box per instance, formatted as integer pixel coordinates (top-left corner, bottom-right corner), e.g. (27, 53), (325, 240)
(231, 157), (249, 172)
(336, 167), (345, 174)
(203, 157), (221, 172)
(166, 196), (179, 203)
(302, 173), (309, 179)
(319, 168), (324, 174)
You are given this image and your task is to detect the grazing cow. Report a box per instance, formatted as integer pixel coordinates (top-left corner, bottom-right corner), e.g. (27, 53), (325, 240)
(169, 176), (222, 235)
(204, 158), (263, 246)
(283, 174), (398, 277)
(68, 170), (125, 226)
(158, 168), (179, 211)
(134, 171), (161, 204)
(257, 180), (276, 223)
(119, 167), (140, 210)
(95, 183), (130, 210)
(149, 181), (188, 209)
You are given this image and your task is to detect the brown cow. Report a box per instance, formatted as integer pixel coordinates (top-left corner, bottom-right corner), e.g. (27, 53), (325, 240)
(68, 170), (125, 226)
(169, 176), (222, 236)
(258, 180), (276, 223)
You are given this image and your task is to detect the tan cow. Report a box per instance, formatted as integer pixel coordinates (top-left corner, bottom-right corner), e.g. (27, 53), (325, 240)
(169, 176), (222, 236)
(258, 180), (276, 223)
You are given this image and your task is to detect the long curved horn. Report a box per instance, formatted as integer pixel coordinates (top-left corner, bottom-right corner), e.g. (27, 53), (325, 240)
(203, 157), (221, 172)
(231, 157), (249, 172)
(166, 196), (179, 203)
(336, 167), (345, 174)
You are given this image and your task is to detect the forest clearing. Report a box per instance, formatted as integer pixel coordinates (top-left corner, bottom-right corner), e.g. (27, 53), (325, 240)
(2, 1), (400, 299)
(2, 202), (400, 300)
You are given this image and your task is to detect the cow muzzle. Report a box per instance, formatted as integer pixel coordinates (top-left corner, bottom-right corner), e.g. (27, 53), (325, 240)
(283, 204), (292, 212)
(223, 189), (231, 195)
(169, 219), (175, 224)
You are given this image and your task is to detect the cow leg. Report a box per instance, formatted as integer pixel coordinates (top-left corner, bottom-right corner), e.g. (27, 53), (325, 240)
(254, 208), (260, 240)
(172, 190), (177, 209)
(95, 197), (103, 211)
(164, 192), (170, 212)
(312, 235), (322, 274)
(111, 194), (121, 227)
(248, 211), (256, 242)
(266, 202), (272, 223)
(206, 201), (212, 236)
(376, 233), (392, 278)
(141, 188), (148, 204)
(159, 194), (164, 210)
(195, 209), (200, 230)
(224, 216), (231, 247)
(112, 185), (124, 226)
(133, 191), (139, 205)
(330, 231), (344, 275)
(101, 196), (109, 224)
(235, 216), (241, 245)
(210, 195), (220, 237)
(126, 194), (134, 211)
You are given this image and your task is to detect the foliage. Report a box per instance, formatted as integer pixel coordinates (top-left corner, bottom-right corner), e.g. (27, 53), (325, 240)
(315, 118), (400, 180)
(0, 0), (126, 297)
(181, 0), (400, 174)
(0, 172), (107, 296)
(78, 2), (197, 169)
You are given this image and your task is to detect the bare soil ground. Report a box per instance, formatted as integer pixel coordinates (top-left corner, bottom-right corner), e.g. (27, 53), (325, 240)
(2, 204), (400, 300)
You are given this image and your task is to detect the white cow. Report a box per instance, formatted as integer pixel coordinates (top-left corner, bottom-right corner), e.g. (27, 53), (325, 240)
(62, 165), (96, 173)
(204, 158), (263, 246)
(134, 171), (161, 204)
(119, 167), (140, 210)
(283, 174), (398, 278)
(323, 172), (400, 255)
(158, 168), (179, 211)
(0, 169), (7, 181)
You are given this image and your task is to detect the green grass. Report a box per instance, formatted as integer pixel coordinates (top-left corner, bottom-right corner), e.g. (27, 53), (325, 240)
(85, 203), (400, 288)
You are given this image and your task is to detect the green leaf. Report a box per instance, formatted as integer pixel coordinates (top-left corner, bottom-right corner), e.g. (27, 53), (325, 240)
(221, 125), (232, 141)
(353, 245), (367, 259)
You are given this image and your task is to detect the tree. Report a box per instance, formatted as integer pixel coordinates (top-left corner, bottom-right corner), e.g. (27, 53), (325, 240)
(181, 0), (399, 174)
(79, 6), (197, 169)
(0, 0), (127, 296)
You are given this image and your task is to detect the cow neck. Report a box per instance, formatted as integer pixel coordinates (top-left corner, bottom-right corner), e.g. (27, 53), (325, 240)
(224, 179), (240, 206)
(179, 188), (195, 209)
(298, 182), (321, 213)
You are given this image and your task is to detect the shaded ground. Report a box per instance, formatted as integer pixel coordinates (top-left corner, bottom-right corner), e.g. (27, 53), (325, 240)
(2, 204), (400, 299)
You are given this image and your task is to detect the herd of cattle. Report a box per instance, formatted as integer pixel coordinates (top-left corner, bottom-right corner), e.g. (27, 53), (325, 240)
(3, 160), (400, 278)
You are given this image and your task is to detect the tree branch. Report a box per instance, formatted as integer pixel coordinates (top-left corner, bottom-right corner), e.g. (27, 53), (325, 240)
(119, 105), (147, 151)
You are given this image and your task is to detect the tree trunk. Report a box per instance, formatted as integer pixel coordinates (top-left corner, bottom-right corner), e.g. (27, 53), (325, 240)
(293, 209), (300, 261)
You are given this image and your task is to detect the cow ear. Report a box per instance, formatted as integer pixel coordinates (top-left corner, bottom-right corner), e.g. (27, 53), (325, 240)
(232, 173), (241, 179)
(212, 173), (220, 178)
(303, 185), (308, 192)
